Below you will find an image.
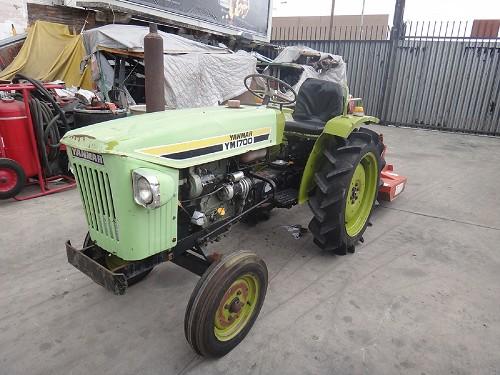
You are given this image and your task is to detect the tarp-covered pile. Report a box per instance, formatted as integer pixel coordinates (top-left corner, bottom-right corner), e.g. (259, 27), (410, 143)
(0, 22), (257, 109)
(264, 46), (347, 97)
(83, 25), (257, 108)
(83, 25), (227, 55)
(0, 21), (92, 89)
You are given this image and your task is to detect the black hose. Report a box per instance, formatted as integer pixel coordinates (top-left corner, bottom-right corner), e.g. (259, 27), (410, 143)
(12, 73), (70, 132)
(28, 98), (50, 174)
(45, 114), (61, 148)
(26, 90), (63, 175)
(11, 74), (70, 175)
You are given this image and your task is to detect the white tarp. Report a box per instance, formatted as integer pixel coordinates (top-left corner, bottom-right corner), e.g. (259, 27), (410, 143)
(83, 24), (228, 54)
(163, 51), (257, 108)
(83, 25), (257, 108)
(268, 45), (347, 95)
(292, 64), (347, 92)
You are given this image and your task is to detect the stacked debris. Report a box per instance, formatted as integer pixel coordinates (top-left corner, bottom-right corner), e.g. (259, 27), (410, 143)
(261, 45), (347, 101)
(0, 21), (260, 113)
(81, 24), (258, 109)
(0, 34), (25, 72)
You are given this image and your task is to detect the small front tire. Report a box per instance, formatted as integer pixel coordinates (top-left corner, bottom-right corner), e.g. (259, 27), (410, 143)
(185, 250), (268, 357)
(0, 158), (25, 199)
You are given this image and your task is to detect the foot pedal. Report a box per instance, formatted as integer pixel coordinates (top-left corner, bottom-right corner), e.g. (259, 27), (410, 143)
(273, 189), (298, 208)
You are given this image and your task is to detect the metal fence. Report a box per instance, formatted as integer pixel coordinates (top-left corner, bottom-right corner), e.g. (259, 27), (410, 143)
(269, 21), (500, 136)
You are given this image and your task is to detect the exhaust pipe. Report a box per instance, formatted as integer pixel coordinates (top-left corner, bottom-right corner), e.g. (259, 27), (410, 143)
(144, 23), (166, 113)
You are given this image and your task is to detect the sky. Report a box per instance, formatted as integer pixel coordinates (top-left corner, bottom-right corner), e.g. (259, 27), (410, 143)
(272, 0), (500, 24)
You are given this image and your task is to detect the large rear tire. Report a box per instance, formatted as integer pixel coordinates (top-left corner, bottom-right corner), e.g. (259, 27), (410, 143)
(185, 250), (268, 357)
(308, 127), (384, 255)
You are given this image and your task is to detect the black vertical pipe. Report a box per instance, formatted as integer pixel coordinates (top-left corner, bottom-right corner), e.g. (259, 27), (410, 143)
(432, 21), (453, 128)
(441, 22), (463, 129)
(462, 32), (490, 132)
(406, 21), (426, 125)
(481, 40), (500, 133)
(475, 32), (496, 132)
(379, 0), (406, 122)
(144, 23), (166, 113)
(421, 21), (443, 127)
(413, 21), (434, 125)
(450, 22), (474, 130)
(400, 21), (418, 126)
(366, 26), (379, 112)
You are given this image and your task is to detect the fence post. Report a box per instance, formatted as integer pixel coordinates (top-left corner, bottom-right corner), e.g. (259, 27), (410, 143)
(378, 0), (406, 122)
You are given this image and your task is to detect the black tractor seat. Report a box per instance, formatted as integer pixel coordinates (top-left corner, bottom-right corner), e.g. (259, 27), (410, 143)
(285, 78), (344, 135)
(284, 118), (326, 135)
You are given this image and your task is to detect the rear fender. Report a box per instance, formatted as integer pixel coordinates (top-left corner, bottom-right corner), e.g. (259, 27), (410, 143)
(297, 115), (379, 204)
(324, 115), (379, 138)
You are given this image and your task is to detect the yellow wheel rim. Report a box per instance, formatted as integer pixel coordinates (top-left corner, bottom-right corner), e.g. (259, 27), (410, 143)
(345, 152), (378, 237)
(214, 274), (260, 342)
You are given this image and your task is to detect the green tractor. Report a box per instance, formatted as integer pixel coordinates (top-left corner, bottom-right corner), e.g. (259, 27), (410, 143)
(62, 75), (384, 357)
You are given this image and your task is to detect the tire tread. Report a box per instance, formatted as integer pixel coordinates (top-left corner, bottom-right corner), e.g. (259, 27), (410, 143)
(308, 128), (384, 255)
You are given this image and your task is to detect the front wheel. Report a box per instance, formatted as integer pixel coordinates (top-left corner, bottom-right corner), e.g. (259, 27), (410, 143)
(308, 128), (384, 255)
(184, 250), (268, 357)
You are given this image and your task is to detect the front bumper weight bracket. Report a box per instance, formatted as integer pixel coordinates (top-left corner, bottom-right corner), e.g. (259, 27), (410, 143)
(66, 241), (128, 295)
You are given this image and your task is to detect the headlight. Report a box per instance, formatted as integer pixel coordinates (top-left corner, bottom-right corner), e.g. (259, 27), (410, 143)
(132, 170), (160, 208)
(136, 177), (153, 204)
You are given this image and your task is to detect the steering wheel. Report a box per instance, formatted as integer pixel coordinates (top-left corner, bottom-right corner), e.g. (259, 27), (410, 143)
(244, 74), (297, 106)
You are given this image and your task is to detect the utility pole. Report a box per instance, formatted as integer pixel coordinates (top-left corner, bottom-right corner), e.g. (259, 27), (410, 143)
(328, 0), (336, 40)
(360, 0), (366, 28)
(390, 0), (406, 41)
(379, 0), (406, 121)
(360, 0), (366, 38)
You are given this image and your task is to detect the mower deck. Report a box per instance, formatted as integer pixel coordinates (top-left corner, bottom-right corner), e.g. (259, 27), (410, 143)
(379, 163), (407, 202)
(377, 134), (407, 202)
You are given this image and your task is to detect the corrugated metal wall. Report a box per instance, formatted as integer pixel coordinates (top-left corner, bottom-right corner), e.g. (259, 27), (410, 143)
(270, 22), (500, 136)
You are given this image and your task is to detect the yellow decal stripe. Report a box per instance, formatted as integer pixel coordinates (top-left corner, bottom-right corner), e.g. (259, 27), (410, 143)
(139, 127), (271, 156)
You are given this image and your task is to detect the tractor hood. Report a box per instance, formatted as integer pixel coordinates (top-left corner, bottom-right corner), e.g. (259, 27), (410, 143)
(62, 105), (283, 169)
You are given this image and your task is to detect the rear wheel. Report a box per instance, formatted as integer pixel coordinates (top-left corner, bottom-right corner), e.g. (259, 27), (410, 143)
(185, 250), (268, 357)
(0, 158), (25, 199)
(308, 127), (384, 254)
(83, 232), (154, 286)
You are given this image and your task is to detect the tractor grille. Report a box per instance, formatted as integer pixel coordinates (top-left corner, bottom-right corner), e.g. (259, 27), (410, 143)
(72, 162), (119, 242)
